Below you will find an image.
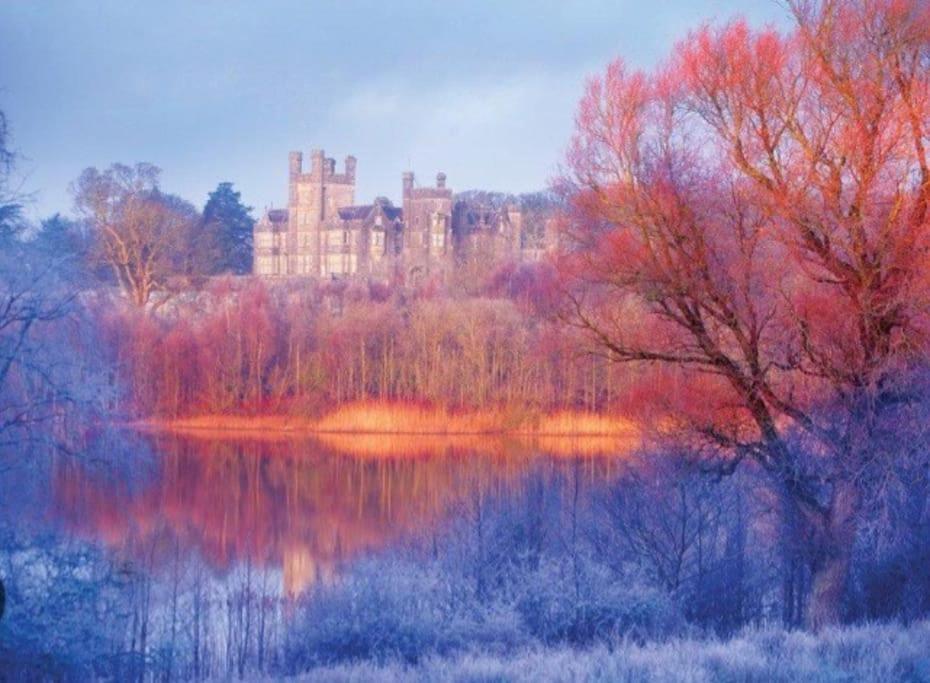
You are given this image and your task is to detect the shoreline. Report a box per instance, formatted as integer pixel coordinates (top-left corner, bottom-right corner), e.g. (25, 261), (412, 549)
(127, 404), (641, 440)
(130, 422), (640, 438)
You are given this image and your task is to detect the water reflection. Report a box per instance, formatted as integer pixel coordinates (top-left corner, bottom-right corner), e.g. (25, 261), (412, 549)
(49, 431), (630, 595)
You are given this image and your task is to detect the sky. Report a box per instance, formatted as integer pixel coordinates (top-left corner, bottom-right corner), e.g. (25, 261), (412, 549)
(0, 1), (789, 221)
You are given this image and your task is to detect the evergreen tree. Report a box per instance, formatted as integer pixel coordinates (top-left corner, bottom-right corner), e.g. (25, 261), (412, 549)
(0, 109), (22, 244)
(35, 213), (84, 254)
(202, 182), (254, 274)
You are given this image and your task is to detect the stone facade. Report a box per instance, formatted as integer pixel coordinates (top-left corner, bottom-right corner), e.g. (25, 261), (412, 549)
(253, 149), (556, 281)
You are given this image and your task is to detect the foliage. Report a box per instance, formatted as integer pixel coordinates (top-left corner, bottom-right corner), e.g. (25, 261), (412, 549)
(71, 163), (203, 307)
(0, 533), (137, 680)
(515, 561), (683, 645)
(0, 107), (22, 242)
(559, 0), (930, 628)
(97, 277), (634, 418)
(0, 125), (110, 456)
(202, 181), (254, 275)
(288, 560), (478, 667)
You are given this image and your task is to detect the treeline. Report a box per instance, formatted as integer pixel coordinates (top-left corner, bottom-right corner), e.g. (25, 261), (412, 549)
(98, 275), (640, 419)
(25, 164), (256, 308)
(21, 160), (616, 423)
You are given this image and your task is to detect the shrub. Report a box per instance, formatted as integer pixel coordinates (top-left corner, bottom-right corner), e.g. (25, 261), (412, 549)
(516, 561), (684, 645)
(289, 559), (462, 667)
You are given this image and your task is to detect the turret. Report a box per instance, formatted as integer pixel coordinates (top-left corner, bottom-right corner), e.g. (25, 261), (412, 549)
(436, 172), (446, 189)
(345, 155), (357, 181)
(288, 152), (302, 205)
(310, 149), (325, 177)
(289, 151), (303, 177)
(402, 171), (414, 196)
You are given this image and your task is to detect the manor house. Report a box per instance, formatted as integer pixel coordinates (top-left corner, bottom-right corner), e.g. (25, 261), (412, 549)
(253, 149), (555, 282)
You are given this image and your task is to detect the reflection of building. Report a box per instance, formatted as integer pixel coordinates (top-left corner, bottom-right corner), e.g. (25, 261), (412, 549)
(283, 545), (335, 596)
(253, 149), (558, 282)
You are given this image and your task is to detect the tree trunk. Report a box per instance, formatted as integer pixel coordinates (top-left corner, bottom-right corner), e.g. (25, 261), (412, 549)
(805, 479), (860, 630)
(807, 549), (851, 629)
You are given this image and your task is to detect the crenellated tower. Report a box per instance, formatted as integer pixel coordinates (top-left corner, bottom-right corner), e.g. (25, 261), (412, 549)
(401, 170), (453, 283)
(254, 147), (556, 281)
(285, 149), (357, 275)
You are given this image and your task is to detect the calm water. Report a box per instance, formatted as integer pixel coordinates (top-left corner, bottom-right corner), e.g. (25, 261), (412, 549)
(10, 430), (632, 597)
(0, 430), (638, 677)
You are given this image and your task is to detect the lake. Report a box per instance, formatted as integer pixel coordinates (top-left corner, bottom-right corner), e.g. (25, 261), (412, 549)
(5, 429), (634, 597)
(0, 428), (750, 680)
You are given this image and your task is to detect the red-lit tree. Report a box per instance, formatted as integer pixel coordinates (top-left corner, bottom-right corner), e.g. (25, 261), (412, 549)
(559, 0), (930, 627)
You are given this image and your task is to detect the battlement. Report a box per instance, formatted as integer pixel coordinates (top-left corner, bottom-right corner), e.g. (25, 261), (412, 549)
(290, 149), (357, 184)
(258, 147), (556, 280)
(402, 171), (453, 199)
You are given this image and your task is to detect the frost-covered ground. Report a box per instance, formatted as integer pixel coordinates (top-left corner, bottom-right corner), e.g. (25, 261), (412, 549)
(288, 620), (930, 683)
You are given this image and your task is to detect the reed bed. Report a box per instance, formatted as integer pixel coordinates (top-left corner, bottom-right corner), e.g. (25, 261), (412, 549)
(143, 402), (638, 439)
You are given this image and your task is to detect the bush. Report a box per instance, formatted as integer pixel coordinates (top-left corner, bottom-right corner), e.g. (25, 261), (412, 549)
(516, 561), (684, 645)
(287, 558), (517, 667)
(0, 536), (134, 680)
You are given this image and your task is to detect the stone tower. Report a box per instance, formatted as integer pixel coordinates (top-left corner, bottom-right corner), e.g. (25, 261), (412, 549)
(286, 149), (357, 275)
(401, 170), (453, 283)
(254, 147), (557, 280)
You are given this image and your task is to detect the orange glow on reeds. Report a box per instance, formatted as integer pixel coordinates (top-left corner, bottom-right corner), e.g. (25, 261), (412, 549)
(135, 401), (640, 447)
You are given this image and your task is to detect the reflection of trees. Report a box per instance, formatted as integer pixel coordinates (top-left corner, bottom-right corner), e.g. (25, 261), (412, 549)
(51, 434), (621, 594)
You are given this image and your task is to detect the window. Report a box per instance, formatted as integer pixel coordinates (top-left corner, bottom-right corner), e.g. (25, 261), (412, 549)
(432, 233), (445, 248)
(343, 231), (350, 245)
(373, 231), (384, 248)
(324, 254), (341, 275)
(322, 253), (357, 276)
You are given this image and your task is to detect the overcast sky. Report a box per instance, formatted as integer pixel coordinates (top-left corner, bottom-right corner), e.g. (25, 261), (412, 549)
(0, 1), (788, 221)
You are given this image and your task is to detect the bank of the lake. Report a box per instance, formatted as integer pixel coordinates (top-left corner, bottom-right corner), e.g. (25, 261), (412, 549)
(132, 402), (640, 440)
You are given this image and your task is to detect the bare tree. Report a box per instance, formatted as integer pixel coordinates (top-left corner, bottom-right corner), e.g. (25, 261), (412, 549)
(560, 0), (930, 627)
(72, 163), (199, 308)
(0, 110), (96, 452)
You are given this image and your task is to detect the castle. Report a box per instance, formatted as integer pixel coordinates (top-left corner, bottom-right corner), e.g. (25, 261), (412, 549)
(253, 149), (556, 282)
